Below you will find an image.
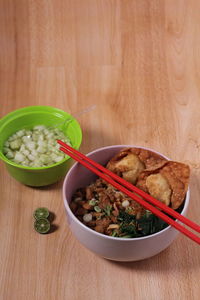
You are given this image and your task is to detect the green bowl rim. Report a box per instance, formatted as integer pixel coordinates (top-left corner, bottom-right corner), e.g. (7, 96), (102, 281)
(0, 105), (75, 126)
(0, 105), (82, 170)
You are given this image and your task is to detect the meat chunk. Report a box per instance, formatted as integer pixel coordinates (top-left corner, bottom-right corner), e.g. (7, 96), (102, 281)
(95, 217), (112, 233)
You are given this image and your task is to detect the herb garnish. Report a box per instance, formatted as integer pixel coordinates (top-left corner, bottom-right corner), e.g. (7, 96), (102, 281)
(104, 205), (112, 216)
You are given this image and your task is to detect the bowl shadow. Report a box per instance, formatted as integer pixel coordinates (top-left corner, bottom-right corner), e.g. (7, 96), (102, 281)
(104, 238), (200, 272)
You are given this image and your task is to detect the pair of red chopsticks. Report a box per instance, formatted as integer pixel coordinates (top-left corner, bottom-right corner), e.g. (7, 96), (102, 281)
(58, 140), (200, 245)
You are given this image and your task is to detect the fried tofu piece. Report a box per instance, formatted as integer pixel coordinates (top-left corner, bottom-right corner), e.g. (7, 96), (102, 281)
(137, 161), (190, 209)
(106, 148), (167, 184)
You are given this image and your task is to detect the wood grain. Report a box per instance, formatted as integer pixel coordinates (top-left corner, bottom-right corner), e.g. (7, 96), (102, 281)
(0, 1), (200, 299)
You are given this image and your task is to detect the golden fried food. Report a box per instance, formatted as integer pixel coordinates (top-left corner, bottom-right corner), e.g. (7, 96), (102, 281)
(130, 148), (168, 170)
(137, 161), (190, 209)
(106, 148), (167, 184)
(146, 173), (171, 206)
(107, 151), (145, 184)
(107, 148), (190, 209)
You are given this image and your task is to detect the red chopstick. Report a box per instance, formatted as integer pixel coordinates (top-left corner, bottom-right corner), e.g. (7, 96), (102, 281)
(58, 141), (200, 245)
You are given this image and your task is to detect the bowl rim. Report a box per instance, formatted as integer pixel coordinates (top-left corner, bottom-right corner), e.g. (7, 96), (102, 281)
(63, 144), (190, 241)
(0, 105), (82, 170)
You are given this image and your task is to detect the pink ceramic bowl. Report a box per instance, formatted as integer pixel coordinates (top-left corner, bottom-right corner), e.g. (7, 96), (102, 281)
(62, 145), (190, 261)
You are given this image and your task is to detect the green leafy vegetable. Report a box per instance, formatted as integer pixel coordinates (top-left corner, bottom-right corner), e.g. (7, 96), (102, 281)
(117, 210), (168, 238)
(118, 210), (135, 223)
(120, 224), (137, 235)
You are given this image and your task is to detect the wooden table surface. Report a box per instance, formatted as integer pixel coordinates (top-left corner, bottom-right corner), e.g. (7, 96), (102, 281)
(0, 1), (200, 299)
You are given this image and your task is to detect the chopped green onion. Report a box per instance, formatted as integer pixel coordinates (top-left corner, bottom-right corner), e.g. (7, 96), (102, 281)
(122, 200), (130, 207)
(94, 206), (101, 212)
(89, 199), (98, 206)
(104, 205), (112, 216)
(83, 213), (92, 222)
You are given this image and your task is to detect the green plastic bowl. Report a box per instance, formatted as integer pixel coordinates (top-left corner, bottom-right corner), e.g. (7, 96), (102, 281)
(0, 106), (82, 186)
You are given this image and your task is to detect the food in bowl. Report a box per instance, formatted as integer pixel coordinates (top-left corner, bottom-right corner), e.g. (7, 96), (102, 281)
(3, 125), (71, 167)
(70, 148), (190, 238)
(63, 145), (190, 261)
(0, 106), (82, 186)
